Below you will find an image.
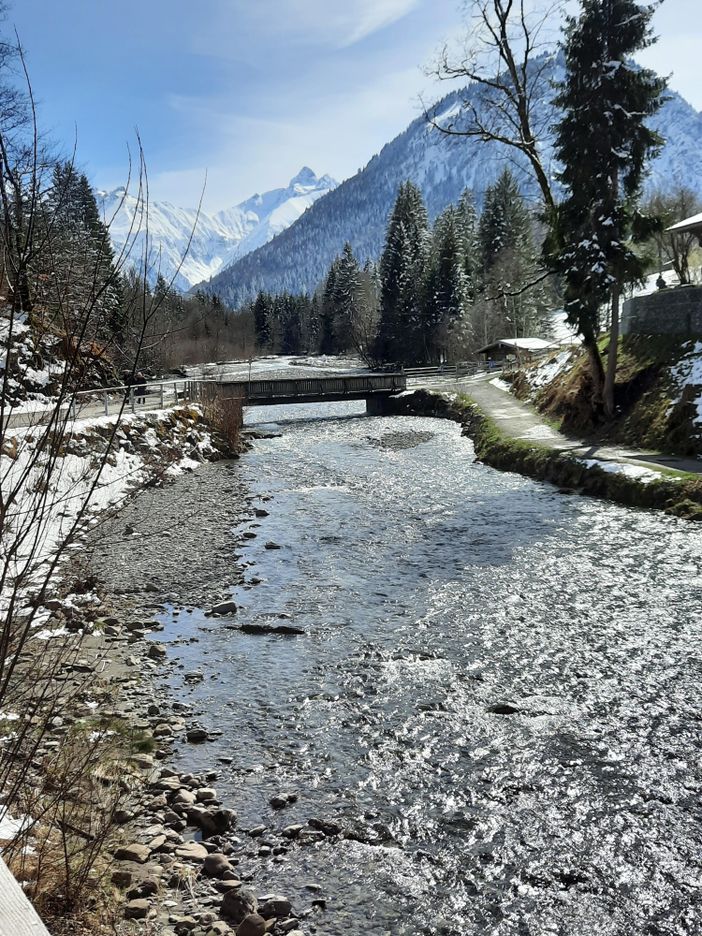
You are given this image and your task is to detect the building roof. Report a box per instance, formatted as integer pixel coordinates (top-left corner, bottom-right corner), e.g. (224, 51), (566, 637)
(476, 337), (559, 355)
(667, 212), (702, 234)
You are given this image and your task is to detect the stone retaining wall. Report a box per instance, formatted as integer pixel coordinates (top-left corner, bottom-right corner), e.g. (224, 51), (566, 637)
(622, 286), (702, 337)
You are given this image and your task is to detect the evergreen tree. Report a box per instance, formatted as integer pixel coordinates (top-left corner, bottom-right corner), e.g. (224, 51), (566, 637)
(332, 242), (363, 353)
(375, 181), (429, 364)
(43, 162), (124, 341)
(455, 189), (481, 301)
(477, 169), (547, 344)
(479, 169), (531, 273)
(319, 259), (340, 355)
(549, 0), (666, 417)
(423, 206), (469, 362)
(252, 291), (273, 350)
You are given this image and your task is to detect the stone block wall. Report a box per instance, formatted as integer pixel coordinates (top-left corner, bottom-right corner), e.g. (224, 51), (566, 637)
(622, 285), (702, 336)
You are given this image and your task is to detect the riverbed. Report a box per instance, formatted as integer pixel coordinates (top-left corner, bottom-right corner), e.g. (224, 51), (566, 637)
(157, 401), (701, 935)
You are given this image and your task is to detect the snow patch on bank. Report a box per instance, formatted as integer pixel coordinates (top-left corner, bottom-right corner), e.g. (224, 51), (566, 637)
(0, 407), (217, 632)
(669, 341), (702, 428)
(521, 350), (577, 394)
(580, 459), (669, 484)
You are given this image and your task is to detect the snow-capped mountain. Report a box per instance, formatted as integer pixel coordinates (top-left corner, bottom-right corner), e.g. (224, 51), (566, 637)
(204, 56), (702, 308)
(98, 167), (337, 292)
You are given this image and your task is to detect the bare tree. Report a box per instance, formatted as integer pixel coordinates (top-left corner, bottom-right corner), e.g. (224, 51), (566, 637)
(428, 0), (563, 213)
(645, 187), (702, 286)
(0, 48), (204, 924)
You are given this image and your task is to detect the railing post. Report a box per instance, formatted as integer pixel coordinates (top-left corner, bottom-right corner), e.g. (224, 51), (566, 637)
(104, 392), (109, 416)
(173, 382), (177, 405)
(130, 387), (135, 413)
(160, 384), (165, 408)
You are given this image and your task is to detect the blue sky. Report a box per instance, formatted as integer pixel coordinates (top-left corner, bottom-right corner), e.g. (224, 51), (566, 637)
(7, 0), (701, 212)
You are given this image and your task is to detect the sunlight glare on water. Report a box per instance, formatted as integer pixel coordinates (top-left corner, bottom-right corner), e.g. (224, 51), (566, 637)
(163, 401), (702, 936)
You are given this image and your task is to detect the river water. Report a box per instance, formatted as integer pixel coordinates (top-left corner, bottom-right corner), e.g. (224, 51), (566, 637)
(160, 401), (702, 935)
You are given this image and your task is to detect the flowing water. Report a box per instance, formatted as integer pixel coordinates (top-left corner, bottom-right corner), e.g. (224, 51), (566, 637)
(159, 402), (702, 935)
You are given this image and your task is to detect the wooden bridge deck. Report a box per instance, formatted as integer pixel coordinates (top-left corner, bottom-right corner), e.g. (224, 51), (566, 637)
(219, 373), (407, 406)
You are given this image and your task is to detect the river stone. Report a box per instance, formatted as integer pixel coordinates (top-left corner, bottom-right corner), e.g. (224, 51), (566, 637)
(148, 643), (168, 660)
(210, 600), (238, 615)
(187, 727), (210, 742)
(175, 841), (209, 861)
(203, 853), (232, 878)
(197, 787), (217, 802)
(308, 817), (341, 836)
(216, 878), (243, 894)
(236, 914), (266, 936)
(221, 887), (257, 923)
(173, 788), (197, 805)
(124, 898), (150, 919)
(259, 896), (292, 919)
(487, 702), (521, 715)
(264, 542), (281, 550)
(115, 842), (151, 863)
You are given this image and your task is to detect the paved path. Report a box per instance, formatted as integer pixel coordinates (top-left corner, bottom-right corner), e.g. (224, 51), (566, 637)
(460, 374), (702, 476)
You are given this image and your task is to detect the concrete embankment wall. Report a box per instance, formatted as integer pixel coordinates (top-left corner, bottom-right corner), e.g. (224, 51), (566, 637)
(622, 286), (702, 337)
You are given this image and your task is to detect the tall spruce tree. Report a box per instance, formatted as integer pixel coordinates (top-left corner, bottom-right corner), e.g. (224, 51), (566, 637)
(550, 0), (666, 417)
(478, 169), (546, 343)
(332, 242), (363, 353)
(479, 170), (531, 274)
(320, 258), (341, 355)
(44, 163), (124, 341)
(375, 181), (429, 364)
(423, 206), (469, 362)
(455, 189), (481, 301)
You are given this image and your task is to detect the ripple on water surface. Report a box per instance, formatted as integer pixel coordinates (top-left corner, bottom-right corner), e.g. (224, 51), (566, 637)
(160, 402), (702, 936)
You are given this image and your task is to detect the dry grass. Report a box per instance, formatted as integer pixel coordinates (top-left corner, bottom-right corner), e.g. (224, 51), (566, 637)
(201, 388), (244, 453)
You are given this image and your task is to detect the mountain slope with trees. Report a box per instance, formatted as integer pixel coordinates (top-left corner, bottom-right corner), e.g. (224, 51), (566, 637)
(203, 54), (702, 307)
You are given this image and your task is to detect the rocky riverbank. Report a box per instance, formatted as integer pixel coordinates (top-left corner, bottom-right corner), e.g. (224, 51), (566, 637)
(76, 454), (321, 936)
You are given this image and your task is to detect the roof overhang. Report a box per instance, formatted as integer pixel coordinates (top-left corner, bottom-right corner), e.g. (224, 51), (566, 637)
(666, 211), (702, 236)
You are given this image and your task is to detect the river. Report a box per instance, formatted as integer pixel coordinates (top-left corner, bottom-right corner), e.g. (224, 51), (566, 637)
(158, 400), (702, 936)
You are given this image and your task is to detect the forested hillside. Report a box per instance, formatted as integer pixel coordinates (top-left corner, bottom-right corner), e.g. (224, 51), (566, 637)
(205, 54), (702, 306)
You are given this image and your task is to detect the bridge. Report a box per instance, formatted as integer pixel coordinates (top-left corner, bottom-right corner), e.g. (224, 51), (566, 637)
(217, 373), (407, 412)
(7, 364), (497, 429)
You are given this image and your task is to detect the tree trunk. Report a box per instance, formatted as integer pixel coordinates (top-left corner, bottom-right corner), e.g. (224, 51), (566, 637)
(603, 284), (620, 419)
(583, 329), (605, 420)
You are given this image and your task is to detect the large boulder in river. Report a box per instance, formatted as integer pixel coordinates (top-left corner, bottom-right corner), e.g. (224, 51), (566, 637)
(221, 886), (258, 923)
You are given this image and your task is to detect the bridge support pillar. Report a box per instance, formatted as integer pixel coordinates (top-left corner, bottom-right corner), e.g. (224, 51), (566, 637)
(366, 394), (391, 416)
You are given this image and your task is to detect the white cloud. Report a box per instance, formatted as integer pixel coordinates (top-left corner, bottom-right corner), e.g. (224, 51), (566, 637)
(201, 0), (421, 53)
(341, 0), (422, 47)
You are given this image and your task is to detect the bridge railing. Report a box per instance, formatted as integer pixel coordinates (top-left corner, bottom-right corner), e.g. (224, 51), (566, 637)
(220, 373), (407, 400)
(402, 362), (498, 380)
(3, 378), (212, 431)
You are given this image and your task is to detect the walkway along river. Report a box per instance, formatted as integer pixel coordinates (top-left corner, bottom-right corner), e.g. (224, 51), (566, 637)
(154, 400), (701, 936)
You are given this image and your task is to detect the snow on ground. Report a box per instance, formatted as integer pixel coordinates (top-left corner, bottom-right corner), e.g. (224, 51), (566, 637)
(0, 408), (216, 630)
(580, 458), (669, 484)
(0, 315), (63, 407)
(521, 350), (578, 395)
(186, 354), (369, 382)
(489, 377), (512, 393)
(669, 340), (702, 428)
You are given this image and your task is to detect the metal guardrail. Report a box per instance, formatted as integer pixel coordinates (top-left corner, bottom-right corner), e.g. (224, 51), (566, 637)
(71, 377), (207, 418)
(402, 362), (502, 380)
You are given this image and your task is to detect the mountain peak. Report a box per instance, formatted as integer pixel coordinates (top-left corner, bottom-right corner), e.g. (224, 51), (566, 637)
(290, 166), (319, 187)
